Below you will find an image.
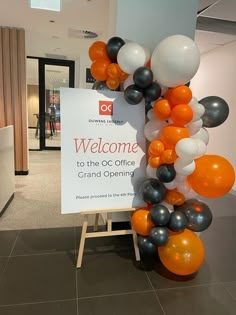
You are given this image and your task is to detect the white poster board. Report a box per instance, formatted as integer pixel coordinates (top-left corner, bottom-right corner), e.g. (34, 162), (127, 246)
(60, 88), (146, 214)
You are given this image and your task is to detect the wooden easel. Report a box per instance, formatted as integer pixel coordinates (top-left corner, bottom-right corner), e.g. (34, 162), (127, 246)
(76, 208), (140, 268)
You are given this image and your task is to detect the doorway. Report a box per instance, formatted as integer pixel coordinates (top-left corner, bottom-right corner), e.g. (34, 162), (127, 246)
(26, 57), (75, 150)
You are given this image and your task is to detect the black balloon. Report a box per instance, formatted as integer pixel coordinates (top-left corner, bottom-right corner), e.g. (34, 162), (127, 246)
(175, 198), (213, 232)
(150, 204), (170, 226)
(92, 80), (120, 91)
(133, 67), (153, 88)
(199, 96), (229, 128)
(149, 227), (169, 246)
(106, 36), (125, 63)
(156, 163), (176, 183)
(144, 82), (162, 102)
(168, 211), (188, 232)
(145, 101), (153, 114)
(138, 236), (156, 256)
(139, 178), (167, 204)
(124, 84), (143, 105)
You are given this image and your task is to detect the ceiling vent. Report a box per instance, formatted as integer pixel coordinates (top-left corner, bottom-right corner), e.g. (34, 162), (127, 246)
(68, 28), (98, 39)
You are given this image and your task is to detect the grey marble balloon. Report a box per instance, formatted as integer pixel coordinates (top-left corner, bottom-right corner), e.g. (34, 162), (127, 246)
(199, 96), (229, 128)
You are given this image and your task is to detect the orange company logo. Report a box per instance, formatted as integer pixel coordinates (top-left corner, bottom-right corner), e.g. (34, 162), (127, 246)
(99, 100), (113, 116)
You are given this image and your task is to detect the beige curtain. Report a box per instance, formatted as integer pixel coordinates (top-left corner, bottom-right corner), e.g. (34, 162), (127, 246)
(0, 27), (28, 173)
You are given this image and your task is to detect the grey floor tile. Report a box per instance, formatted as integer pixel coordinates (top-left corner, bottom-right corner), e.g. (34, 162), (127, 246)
(0, 253), (76, 305)
(12, 227), (75, 256)
(158, 284), (236, 315)
(76, 251), (152, 298)
(0, 257), (8, 280)
(223, 281), (236, 299)
(78, 291), (164, 315)
(201, 216), (236, 282)
(0, 230), (18, 256)
(0, 299), (77, 315)
(146, 259), (218, 290)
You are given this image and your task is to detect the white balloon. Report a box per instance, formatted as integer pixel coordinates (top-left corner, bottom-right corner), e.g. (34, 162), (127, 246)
(117, 42), (146, 74)
(151, 35), (200, 87)
(177, 181), (191, 194)
(175, 138), (199, 161)
(189, 96), (198, 106)
(190, 103), (205, 122)
(164, 180), (177, 190)
(175, 174), (187, 183)
(195, 139), (207, 158)
(146, 164), (157, 179)
(123, 75), (134, 90)
(147, 109), (156, 120)
(187, 119), (203, 135)
(161, 201), (174, 212)
(184, 189), (198, 199)
(144, 119), (167, 142)
(191, 127), (209, 145)
(174, 158), (196, 176)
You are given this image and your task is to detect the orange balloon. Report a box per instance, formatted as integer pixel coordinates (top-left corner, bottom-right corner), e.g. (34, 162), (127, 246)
(90, 58), (111, 81)
(165, 189), (185, 206)
(187, 155), (235, 198)
(171, 104), (193, 126)
(131, 208), (155, 236)
(89, 41), (109, 61)
(148, 156), (161, 168)
(160, 125), (190, 150)
(158, 229), (205, 276)
(148, 140), (165, 157)
(107, 63), (121, 79)
(153, 99), (172, 120)
(106, 77), (120, 90)
(167, 85), (192, 106)
(119, 69), (129, 81)
(161, 149), (178, 164)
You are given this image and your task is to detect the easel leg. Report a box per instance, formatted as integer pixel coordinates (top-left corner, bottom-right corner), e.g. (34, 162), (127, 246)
(132, 230), (141, 261)
(77, 215), (88, 268)
(94, 213), (99, 231)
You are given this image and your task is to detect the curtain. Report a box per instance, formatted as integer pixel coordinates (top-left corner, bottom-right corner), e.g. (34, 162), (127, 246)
(0, 27), (28, 173)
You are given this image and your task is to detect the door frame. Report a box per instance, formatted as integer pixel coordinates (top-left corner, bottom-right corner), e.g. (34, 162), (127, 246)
(27, 56), (75, 151)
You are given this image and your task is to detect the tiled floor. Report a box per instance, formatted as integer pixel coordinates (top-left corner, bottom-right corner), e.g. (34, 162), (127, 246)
(0, 217), (236, 315)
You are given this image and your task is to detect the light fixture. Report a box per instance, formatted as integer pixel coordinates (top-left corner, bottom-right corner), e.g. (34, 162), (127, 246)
(30, 0), (61, 12)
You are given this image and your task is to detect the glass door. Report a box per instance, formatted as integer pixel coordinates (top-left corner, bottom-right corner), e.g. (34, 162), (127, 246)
(39, 59), (74, 150)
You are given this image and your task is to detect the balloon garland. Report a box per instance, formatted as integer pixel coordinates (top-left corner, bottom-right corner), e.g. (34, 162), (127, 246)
(88, 35), (235, 276)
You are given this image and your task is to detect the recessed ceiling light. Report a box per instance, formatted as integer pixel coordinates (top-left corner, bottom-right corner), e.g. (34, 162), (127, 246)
(30, 0), (61, 12)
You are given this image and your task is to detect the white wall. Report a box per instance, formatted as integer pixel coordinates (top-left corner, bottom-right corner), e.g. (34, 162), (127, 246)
(191, 40), (236, 190)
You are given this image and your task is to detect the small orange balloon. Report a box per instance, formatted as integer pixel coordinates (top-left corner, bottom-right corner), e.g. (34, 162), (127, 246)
(107, 63), (121, 79)
(148, 140), (165, 157)
(153, 99), (172, 120)
(148, 156), (161, 168)
(158, 229), (205, 275)
(119, 69), (129, 81)
(187, 155), (235, 198)
(165, 189), (185, 206)
(171, 104), (193, 126)
(167, 85), (192, 106)
(161, 149), (178, 164)
(89, 41), (109, 61)
(160, 125), (190, 150)
(131, 208), (155, 236)
(90, 58), (111, 81)
(106, 77), (120, 90)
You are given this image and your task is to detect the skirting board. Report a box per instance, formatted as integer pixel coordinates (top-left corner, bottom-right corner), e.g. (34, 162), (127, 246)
(0, 193), (14, 217)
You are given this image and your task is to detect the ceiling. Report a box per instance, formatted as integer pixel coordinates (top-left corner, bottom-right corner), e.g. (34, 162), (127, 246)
(1, 0), (236, 87)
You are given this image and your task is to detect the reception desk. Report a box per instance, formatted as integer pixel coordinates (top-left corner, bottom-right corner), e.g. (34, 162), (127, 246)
(0, 125), (15, 215)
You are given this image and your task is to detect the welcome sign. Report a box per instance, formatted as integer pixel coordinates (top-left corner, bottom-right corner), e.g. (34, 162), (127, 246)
(60, 88), (146, 214)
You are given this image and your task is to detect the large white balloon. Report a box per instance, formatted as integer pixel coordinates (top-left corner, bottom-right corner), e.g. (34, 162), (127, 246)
(144, 119), (167, 142)
(117, 42), (146, 74)
(175, 138), (199, 161)
(151, 35), (200, 87)
(191, 127), (209, 145)
(174, 158), (196, 176)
